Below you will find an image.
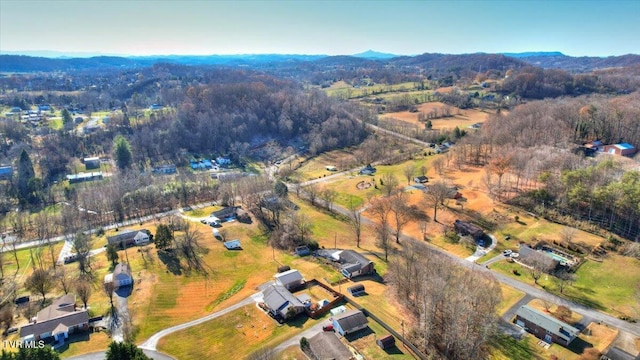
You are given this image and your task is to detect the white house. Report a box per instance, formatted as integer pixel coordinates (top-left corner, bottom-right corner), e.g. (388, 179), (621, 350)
(134, 231), (150, 245)
(105, 263), (133, 288)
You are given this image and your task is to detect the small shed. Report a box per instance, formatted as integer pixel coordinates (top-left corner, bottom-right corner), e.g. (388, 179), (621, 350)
(277, 265), (291, 273)
(83, 157), (100, 170)
(294, 245), (310, 257)
(223, 240), (242, 250)
(377, 334), (396, 350)
(325, 165), (337, 171)
(347, 284), (365, 297)
(414, 176), (429, 184)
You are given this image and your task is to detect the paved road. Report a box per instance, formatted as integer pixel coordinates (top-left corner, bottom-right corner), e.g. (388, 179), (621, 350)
(66, 349), (174, 360)
(363, 122), (430, 147)
(296, 188), (640, 337)
(272, 321), (328, 354)
(139, 293), (259, 351)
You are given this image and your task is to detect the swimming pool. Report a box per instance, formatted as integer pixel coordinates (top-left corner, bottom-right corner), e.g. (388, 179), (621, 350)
(545, 250), (570, 264)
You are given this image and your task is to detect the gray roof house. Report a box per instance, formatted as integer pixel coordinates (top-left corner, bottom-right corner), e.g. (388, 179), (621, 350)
(105, 263), (133, 288)
(332, 309), (369, 336)
(262, 284), (305, 320)
(19, 294), (89, 343)
(274, 269), (304, 291)
(515, 305), (581, 346)
(107, 230), (148, 248)
(337, 250), (375, 279)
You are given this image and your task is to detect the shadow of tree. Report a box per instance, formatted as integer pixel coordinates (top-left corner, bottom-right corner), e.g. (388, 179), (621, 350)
(157, 250), (182, 275)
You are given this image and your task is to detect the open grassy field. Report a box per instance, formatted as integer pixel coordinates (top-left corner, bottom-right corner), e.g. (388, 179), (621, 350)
(324, 81), (422, 99)
(157, 304), (327, 359)
(380, 101), (497, 130)
(497, 284), (526, 316)
(489, 255), (640, 318)
(349, 320), (416, 360)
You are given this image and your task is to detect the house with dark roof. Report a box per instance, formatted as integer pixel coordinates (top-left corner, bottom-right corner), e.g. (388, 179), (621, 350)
(211, 206), (239, 220)
(359, 164), (377, 175)
(19, 294), (89, 343)
(453, 219), (484, 240)
(83, 157), (100, 170)
(515, 305), (580, 346)
(336, 250), (375, 279)
(332, 309), (368, 336)
(107, 230), (149, 248)
(262, 284), (305, 320)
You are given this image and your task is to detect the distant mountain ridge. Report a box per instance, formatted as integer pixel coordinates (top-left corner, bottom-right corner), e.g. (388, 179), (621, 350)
(352, 50), (398, 59)
(1, 51), (638, 73)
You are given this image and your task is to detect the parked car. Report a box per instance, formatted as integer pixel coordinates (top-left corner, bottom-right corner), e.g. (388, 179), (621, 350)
(503, 249), (513, 256)
(322, 324), (334, 332)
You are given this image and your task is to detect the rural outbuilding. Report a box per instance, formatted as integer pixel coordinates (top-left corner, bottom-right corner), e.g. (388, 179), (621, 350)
(83, 157), (100, 170)
(223, 239), (242, 250)
(332, 309), (368, 336)
(453, 219), (484, 240)
(377, 334), (396, 350)
(347, 284), (365, 296)
(414, 176), (428, 183)
(603, 143), (637, 156)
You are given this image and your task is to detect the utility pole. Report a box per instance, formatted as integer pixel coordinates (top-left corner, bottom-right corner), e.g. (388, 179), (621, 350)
(334, 232), (337, 249)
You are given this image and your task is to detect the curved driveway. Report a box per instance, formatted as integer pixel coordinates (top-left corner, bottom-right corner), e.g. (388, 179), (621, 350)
(139, 294), (258, 351)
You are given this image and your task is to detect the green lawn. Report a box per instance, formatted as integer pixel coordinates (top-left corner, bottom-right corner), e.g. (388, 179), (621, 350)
(157, 304), (326, 359)
(489, 255), (640, 317)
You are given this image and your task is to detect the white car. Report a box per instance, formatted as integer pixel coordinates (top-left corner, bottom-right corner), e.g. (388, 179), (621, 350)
(503, 249), (513, 256)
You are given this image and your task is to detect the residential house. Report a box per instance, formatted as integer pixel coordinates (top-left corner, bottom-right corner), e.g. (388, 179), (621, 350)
(359, 164), (377, 175)
(332, 310), (368, 336)
(335, 250), (375, 279)
(215, 156), (232, 166)
(107, 230), (149, 248)
(134, 231), (150, 245)
(152, 164), (177, 175)
(0, 165), (12, 181)
(414, 176), (429, 184)
(453, 219), (484, 240)
(515, 305), (580, 346)
(604, 143), (637, 156)
(211, 206), (239, 220)
(66, 172), (103, 184)
(308, 332), (353, 360)
(19, 294), (89, 343)
(262, 284), (305, 320)
(149, 104), (163, 111)
(83, 157), (100, 170)
(104, 263), (133, 288)
(274, 269), (304, 291)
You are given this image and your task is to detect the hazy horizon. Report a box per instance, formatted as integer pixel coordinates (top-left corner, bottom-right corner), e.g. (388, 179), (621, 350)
(1, 0), (639, 58)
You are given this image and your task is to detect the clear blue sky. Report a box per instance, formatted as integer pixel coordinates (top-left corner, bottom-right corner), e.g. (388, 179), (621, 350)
(1, 0), (638, 57)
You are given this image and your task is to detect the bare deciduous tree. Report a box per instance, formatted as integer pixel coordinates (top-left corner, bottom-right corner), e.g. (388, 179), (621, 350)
(76, 280), (92, 310)
(25, 268), (54, 303)
(390, 192), (412, 244)
(381, 173), (399, 197)
(370, 197), (393, 262)
(403, 164), (416, 185)
(423, 181), (449, 223)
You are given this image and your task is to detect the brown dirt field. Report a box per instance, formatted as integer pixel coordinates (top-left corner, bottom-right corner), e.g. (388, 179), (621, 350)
(582, 323), (619, 352)
(528, 299), (583, 325)
(382, 103), (496, 131)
